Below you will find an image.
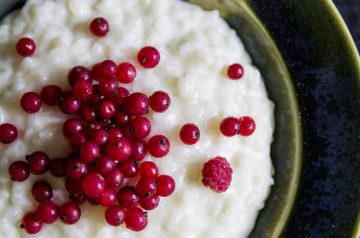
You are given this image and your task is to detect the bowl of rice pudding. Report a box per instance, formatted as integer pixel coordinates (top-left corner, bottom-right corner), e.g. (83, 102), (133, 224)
(0, 0), (308, 237)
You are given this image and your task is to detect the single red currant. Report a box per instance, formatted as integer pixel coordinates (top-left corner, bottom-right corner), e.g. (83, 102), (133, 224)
(97, 60), (117, 78)
(107, 127), (124, 140)
(124, 92), (149, 116)
(58, 93), (81, 114)
(20, 213), (42, 234)
(156, 175), (175, 197)
(119, 160), (138, 178)
(220, 117), (240, 137)
(99, 187), (117, 207)
(116, 186), (140, 209)
(16, 37), (36, 57)
(59, 202), (81, 225)
(129, 117), (151, 138)
(70, 133), (86, 151)
(137, 46), (160, 69)
(0, 123), (18, 144)
(21, 92), (42, 113)
(138, 161), (158, 178)
(31, 180), (54, 202)
(96, 155), (115, 176)
(130, 139), (147, 161)
(180, 123), (200, 145)
(63, 118), (84, 138)
(35, 201), (58, 224)
(105, 169), (124, 188)
(68, 66), (93, 87)
(73, 81), (93, 101)
(239, 116), (256, 136)
(105, 205), (125, 226)
(148, 135), (170, 158)
(149, 91), (171, 112)
(98, 100), (116, 118)
(139, 194), (160, 210)
(136, 177), (157, 198)
(116, 62), (136, 84)
(66, 158), (88, 179)
(82, 172), (106, 198)
(80, 141), (100, 163)
(26, 151), (49, 175)
(227, 63), (244, 80)
(106, 137), (132, 162)
(113, 111), (130, 127)
(89, 129), (109, 145)
(79, 104), (97, 122)
(89, 17), (110, 37)
(99, 78), (118, 97)
(110, 87), (129, 106)
(40, 85), (62, 106)
(9, 160), (30, 182)
(125, 207), (148, 232)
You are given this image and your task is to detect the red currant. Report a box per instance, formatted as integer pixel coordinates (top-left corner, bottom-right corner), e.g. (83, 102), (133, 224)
(59, 202), (81, 225)
(136, 177), (157, 198)
(105, 169), (124, 188)
(98, 100), (116, 118)
(180, 123), (200, 145)
(82, 172), (106, 198)
(0, 123), (18, 144)
(220, 117), (240, 137)
(106, 137), (132, 162)
(137, 46), (160, 69)
(99, 187), (117, 207)
(139, 194), (160, 210)
(130, 139), (147, 161)
(105, 205), (125, 226)
(148, 135), (170, 158)
(99, 78), (118, 97)
(49, 158), (67, 177)
(31, 180), (53, 202)
(66, 158), (88, 179)
(16, 37), (36, 57)
(26, 151), (49, 175)
(80, 141), (100, 163)
(116, 186), (139, 209)
(21, 92), (42, 113)
(149, 91), (171, 112)
(68, 66), (93, 87)
(138, 161), (158, 178)
(113, 111), (130, 127)
(227, 63), (244, 80)
(116, 62), (136, 83)
(156, 175), (175, 197)
(35, 201), (58, 224)
(40, 85), (62, 106)
(129, 116), (151, 138)
(124, 92), (149, 116)
(63, 118), (84, 138)
(20, 213), (42, 234)
(96, 155), (115, 176)
(9, 160), (30, 182)
(239, 116), (256, 136)
(125, 207), (148, 232)
(89, 17), (110, 37)
(73, 81), (93, 101)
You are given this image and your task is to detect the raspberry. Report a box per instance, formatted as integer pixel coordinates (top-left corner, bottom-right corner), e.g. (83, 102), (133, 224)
(201, 156), (233, 193)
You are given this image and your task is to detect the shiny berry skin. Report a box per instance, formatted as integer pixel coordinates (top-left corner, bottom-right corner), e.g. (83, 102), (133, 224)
(201, 156), (233, 193)
(137, 46), (160, 69)
(125, 207), (148, 232)
(96, 155), (115, 176)
(99, 78), (118, 97)
(105, 205), (125, 226)
(99, 187), (117, 207)
(138, 161), (158, 178)
(110, 87), (129, 106)
(227, 63), (244, 80)
(149, 91), (171, 112)
(0, 123), (18, 144)
(116, 62), (136, 84)
(68, 66), (92, 87)
(9, 161), (30, 182)
(98, 100), (116, 118)
(107, 128), (124, 140)
(21, 213), (42, 234)
(69, 192), (86, 205)
(73, 81), (93, 101)
(180, 123), (200, 145)
(65, 177), (83, 194)
(80, 104), (97, 122)
(26, 151), (49, 175)
(87, 196), (100, 206)
(147, 135), (170, 158)
(49, 158), (67, 177)
(119, 160), (138, 178)
(220, 117), (240, 137)
(59, 94), (81, 114)
(40, 85), (62, 106)
(130, 139), (147, 161)
(66, 158), (88, 179)
(59, 202), (81, 225)
(21, 92), (42, 113)
(16, 37), (36, 57)
(129, 117), (151, 138)
(116, 186), (139, 209)
(89, 17), (110, 37)
(35, 201), (58, 224)
(89, 129), (109, 145)
(31, 180), (53, 202)
(105, 169), (124, 188)
(63, 118), (84, 138)
(239, 116), (256, 136)
(136, 177), (157, 198)
(124, 92), (149, 116)
(156, 175), (175, 197)
(139, 194), (160, 210)
(106, 137), (132, 162)
(113, 111), (130, 127)
(82, 172), (106, 198)
(97, 60), (117, 78)
(80, 141), (100, 163)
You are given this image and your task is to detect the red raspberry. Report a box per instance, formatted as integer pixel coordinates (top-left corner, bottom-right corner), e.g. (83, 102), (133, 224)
(201, 156), (232, 193)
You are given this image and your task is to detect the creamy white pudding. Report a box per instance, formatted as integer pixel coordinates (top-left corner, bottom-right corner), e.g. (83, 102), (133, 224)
(0, 0), (275, 237)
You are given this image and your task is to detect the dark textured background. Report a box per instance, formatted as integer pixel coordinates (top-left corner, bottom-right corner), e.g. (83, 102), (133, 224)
(333, 0), (360, 52)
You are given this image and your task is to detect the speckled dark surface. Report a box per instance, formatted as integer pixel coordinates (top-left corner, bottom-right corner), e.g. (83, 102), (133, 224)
(249, 0), (360, 237)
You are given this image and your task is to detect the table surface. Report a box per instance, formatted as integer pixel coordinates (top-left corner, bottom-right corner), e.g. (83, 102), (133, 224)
(333, 0), (360, 52)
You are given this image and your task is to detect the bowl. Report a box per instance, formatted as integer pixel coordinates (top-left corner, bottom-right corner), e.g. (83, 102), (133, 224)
(1, 0), (359, 237)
